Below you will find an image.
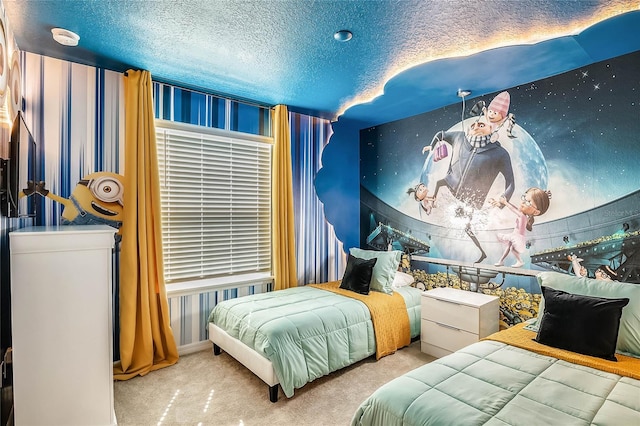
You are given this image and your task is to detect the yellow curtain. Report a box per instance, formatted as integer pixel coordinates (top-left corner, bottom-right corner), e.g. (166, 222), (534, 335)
(114, 70), (178, 380)
(272, 105), (297, 290)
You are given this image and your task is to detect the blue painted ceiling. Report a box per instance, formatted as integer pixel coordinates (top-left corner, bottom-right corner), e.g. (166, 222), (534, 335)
(2, 1), (639, 122)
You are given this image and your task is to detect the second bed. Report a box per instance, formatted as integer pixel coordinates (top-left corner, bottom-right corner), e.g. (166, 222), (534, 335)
(208, 281), (423, 402)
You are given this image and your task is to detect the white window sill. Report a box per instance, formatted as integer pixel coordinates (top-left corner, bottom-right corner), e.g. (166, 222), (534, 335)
(166, 272), (273, 298)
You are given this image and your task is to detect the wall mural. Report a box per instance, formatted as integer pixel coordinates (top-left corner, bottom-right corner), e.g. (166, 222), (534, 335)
(360, 50), (640, 327)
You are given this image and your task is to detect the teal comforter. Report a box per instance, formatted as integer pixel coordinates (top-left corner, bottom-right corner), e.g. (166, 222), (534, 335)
(352, 340), (640, 425)
(208, 285), (422, 398)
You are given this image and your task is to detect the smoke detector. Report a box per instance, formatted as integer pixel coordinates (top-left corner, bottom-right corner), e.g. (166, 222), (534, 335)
(333, 30), (353, 42)
(51, 28), (80, 47)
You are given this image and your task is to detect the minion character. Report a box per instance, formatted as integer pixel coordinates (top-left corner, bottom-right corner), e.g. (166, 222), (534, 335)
(35, 171), (124, 229)
(18, 181), (34, 198)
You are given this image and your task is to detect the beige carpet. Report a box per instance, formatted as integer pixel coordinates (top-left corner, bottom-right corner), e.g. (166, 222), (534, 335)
(114, 340), (434, 425)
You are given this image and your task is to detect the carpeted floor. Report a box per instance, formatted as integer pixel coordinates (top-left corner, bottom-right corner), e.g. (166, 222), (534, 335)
(114, 340), (434, 425)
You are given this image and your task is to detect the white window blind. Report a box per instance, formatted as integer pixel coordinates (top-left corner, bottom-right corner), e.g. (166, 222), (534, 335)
(155, 120), (272, 284)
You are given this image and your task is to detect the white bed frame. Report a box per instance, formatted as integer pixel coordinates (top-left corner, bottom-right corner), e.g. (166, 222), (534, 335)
(209, 287), (422, 403)
(208, 323), (280, 402)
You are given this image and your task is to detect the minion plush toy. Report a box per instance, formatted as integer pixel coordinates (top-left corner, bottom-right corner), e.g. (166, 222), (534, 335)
(35, 171), (124, 230)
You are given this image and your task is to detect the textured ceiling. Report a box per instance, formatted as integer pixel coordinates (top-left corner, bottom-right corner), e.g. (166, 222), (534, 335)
(2, 0), (639, 120)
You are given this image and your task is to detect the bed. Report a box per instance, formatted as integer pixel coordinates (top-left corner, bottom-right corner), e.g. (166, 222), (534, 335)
(351, 271), (640, 425)
(208, 268), (423, 402)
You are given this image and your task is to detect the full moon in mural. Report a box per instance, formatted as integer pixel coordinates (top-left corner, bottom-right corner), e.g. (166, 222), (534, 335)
(409, 118), (548, 231)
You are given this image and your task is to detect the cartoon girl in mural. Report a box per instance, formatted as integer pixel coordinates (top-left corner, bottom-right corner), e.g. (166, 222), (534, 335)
(491, 187), (551, 267)
(406, 183), (435, 216)
(34, 171), (124, 230)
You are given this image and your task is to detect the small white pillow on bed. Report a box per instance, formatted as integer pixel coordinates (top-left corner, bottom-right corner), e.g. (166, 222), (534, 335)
(392, 271), (414, 288)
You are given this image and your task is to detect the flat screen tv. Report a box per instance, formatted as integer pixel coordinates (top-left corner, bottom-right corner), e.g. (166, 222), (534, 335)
(0, 111), (37, 218)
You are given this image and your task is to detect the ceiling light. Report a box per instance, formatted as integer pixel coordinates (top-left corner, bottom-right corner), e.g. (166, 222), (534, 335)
(333, 30), (353, 42)
(51, 28), (80, 46)
(457, 89), (472, 98)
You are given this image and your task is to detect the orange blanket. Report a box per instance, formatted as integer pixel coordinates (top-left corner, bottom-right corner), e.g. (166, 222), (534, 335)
(309, 281), (411, 359)
(485, 323), (640, 379)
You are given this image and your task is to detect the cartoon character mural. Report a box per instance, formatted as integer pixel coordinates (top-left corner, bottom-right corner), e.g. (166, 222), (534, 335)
(569, 255), (620, 281)
(406, 183), (435, 216)
(491, 187), (551, 267)
(353, 50), (640, 325)
(420, 112), (516, 263)
(32, 171), (124, 230)
(471, 91), (516, 142)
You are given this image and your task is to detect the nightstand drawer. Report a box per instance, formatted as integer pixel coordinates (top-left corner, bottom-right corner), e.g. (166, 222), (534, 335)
(421, 319), (478, 352)
(422, 296), (479, 333)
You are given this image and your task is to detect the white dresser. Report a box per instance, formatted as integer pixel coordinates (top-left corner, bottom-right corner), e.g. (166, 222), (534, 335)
(10, 225), (117, 425)
(421, 287), (499, 358)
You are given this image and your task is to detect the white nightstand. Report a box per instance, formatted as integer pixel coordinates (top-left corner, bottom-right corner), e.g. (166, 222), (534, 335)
(421, 287), (499, 358)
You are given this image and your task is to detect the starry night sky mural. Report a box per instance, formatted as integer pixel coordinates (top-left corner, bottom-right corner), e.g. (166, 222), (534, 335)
(361, 50), (639, 227)
(357, 49), (640, 297)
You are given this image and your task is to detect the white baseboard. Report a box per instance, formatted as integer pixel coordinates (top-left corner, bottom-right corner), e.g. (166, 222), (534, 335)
(178, 340), (211, 356)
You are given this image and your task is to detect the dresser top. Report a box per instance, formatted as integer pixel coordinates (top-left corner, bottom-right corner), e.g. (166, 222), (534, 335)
(422, 287), (498, 308)
(9, 225), (117, 253)
(10, 225), (117, 234)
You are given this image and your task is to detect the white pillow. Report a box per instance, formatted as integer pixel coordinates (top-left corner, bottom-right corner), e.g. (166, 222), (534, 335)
(392, 271), (414, 288)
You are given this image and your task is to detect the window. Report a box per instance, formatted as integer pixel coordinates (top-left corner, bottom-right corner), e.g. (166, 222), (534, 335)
(229, 100), (271, 135)
(153, 82), (272, 137)
(155, 120), (273, 287)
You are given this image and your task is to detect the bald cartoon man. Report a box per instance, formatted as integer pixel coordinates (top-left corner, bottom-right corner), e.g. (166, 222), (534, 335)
(423, 115), (515, 263)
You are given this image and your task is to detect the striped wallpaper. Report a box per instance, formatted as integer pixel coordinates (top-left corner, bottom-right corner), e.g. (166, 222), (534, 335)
(169, 282), (273, 348)
(21, 53), (125, 225)
(1, 51), (344, 353)
(291, 113), (346, 286)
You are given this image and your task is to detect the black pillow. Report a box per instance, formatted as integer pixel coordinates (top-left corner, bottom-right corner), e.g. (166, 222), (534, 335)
(339, 254), (377, 295)
(535, 286), (629, 361)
